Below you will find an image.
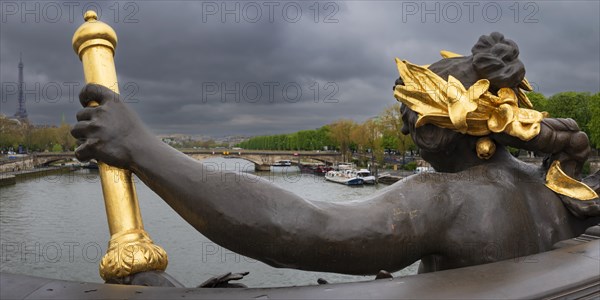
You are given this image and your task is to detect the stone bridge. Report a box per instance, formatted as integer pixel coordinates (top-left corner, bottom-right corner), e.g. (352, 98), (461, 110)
(0, 152), (75, 172)
(183, 150), (342, 171)
(0, 150), (343, 172)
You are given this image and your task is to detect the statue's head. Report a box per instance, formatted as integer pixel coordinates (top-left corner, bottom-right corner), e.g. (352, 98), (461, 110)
(395, 32), (529, 172)
(395, 32), (599, 212)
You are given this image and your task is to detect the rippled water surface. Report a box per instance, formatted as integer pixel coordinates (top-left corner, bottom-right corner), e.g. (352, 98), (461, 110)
(1, 158), (418, 287)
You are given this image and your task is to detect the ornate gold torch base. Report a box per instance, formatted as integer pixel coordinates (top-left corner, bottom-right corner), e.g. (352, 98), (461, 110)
(100, 229), (168, 280)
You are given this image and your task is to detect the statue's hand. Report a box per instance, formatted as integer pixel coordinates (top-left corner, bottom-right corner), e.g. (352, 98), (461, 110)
(71, 84), (152, 169)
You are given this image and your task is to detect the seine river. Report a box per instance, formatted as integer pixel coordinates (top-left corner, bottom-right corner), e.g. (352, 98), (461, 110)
(0, 157), (418, 288)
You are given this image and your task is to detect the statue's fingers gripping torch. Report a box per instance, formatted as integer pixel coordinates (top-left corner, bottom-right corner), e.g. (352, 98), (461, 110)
(72, 11), (168, 281)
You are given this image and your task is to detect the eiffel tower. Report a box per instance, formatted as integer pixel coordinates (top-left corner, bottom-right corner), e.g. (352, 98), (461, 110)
(13, 53), (29, 122)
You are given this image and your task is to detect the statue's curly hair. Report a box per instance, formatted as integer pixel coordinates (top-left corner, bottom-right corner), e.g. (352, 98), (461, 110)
(471, 32), (526, 92)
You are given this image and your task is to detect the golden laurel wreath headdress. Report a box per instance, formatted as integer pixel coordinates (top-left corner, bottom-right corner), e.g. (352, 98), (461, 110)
(393, 51), (598, 201)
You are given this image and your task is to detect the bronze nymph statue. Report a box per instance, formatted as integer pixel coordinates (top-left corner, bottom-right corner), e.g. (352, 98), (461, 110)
(71, 31), (600, 277)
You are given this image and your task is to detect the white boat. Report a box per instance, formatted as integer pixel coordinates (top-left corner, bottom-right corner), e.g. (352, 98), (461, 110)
(272, 160), (292, 167)
(325, 170), (364, 185)
(353, 169), (377, 184)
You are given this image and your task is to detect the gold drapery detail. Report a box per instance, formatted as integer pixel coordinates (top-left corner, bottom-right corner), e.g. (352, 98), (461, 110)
(393, 58), (545, 141)
(546, 161), (599, 200)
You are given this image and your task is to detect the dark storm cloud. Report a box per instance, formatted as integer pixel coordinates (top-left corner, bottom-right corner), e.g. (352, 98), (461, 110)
(1, 1), (598, 136)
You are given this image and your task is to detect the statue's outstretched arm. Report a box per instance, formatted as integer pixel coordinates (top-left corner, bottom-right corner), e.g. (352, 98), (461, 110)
(72, 84), (442, 275)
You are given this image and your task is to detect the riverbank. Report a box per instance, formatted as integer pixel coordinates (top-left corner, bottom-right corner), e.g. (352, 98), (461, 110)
(0, 166), (77, 186)
(0, 175), (16, 186)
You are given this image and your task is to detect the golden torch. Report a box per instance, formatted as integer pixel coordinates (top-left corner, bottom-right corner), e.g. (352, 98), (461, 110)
(72, 11), (168, 281)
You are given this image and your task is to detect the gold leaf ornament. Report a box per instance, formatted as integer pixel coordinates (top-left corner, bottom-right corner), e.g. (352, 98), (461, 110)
(446, 76), (486, 133)
(487, 88), (518, 133)
(488, 103), (514, 133)
(545, 161), (599, 201)
(393, 59), (544, 141)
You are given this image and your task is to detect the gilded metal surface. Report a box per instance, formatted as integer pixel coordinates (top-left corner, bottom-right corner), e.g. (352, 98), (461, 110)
(475, 137), (496, 160)
(99, 229), (168, 279)
(439, 50), (462, 59)
(438, 50), (534, 109)
(545, 161), (599, 201)
(393, 58), (544, 141)
(72, 10), (168, 281)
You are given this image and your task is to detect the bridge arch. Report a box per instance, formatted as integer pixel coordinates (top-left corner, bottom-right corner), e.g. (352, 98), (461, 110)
(37, 158), (72, 166)
(188, 153), (267, 171)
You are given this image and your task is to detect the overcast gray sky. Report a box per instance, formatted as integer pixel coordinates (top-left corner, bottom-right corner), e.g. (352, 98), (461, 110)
(1, 1), (599, 137)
